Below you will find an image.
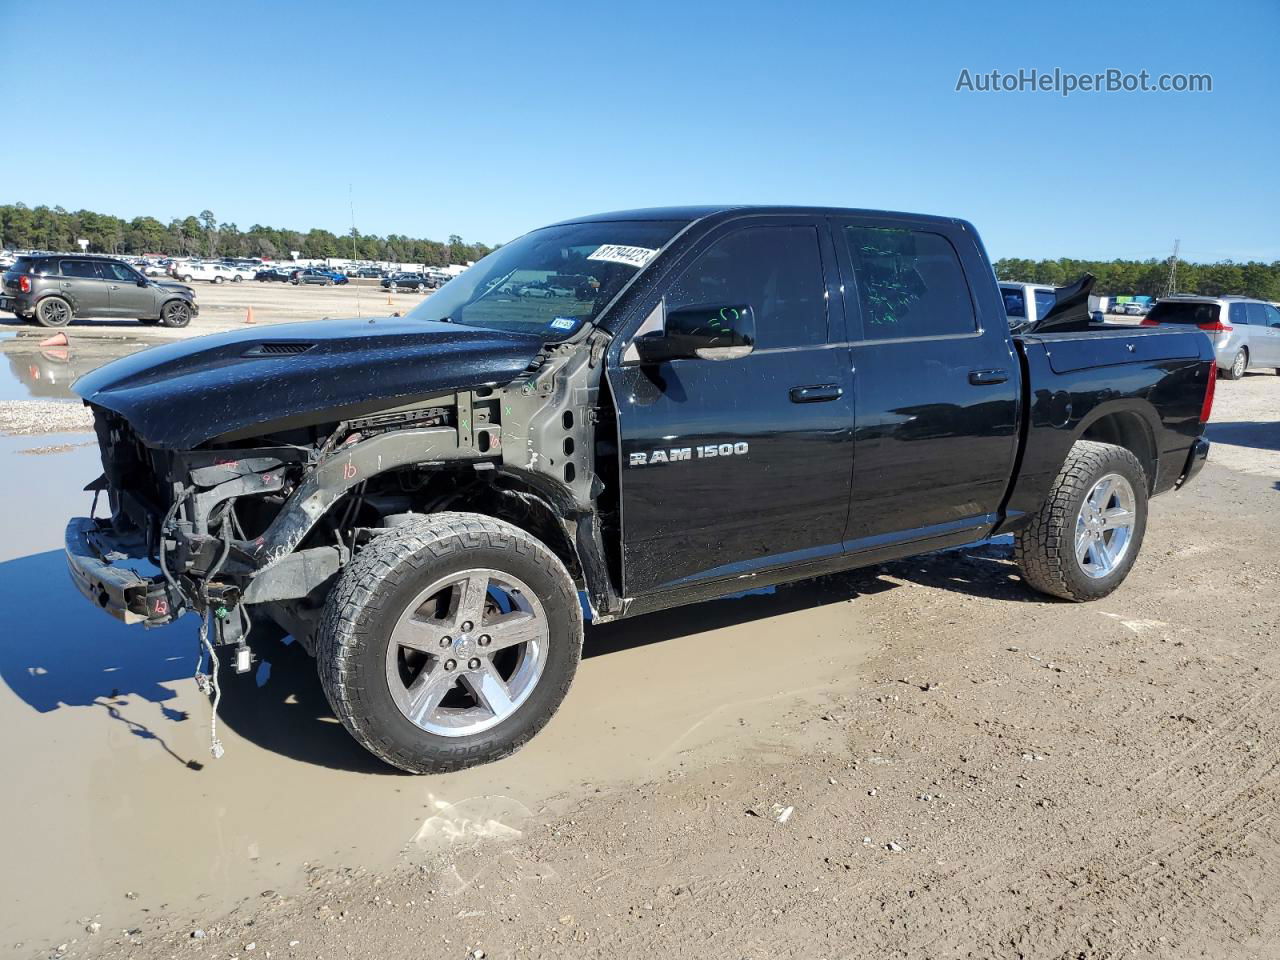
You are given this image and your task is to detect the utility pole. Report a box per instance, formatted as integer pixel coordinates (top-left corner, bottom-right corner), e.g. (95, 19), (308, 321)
(1164, 239), (1180, 297)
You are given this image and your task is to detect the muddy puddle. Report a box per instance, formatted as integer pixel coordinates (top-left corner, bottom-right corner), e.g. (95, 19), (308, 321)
(0, 334), (878, 950)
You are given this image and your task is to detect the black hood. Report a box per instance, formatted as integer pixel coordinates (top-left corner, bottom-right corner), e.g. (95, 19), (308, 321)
(73, 316), (546, 449)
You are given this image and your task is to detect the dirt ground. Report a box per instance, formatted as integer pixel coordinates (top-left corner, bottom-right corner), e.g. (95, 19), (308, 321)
(0, 328), (1277, 960)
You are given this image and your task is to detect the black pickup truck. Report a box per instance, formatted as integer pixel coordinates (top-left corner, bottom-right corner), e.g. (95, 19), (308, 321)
(66, 206), (1214, 773)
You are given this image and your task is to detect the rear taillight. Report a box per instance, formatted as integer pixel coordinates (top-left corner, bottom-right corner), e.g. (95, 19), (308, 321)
(1197, 322), (1232, 333)
(1140, 317), (1158, 326)
(18, 276), (31, 294)
(1200, 364), (1217, 423)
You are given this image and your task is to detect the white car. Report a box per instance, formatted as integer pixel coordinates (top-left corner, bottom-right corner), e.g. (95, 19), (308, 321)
(174, 262), (245, 284)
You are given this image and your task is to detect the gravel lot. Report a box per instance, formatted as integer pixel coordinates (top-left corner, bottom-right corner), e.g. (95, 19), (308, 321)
(0, 315), (1276, 960)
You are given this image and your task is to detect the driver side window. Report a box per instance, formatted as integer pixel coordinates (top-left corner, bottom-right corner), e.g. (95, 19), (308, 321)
(665, 225), (827, 349)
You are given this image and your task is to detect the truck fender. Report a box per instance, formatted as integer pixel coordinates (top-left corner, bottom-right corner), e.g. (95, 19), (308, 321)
(1069, 398), (1161, 490)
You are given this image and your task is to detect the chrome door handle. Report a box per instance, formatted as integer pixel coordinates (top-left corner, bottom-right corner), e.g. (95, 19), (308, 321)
(969, 369), (1009, 385)
(790, 384), (843, 403)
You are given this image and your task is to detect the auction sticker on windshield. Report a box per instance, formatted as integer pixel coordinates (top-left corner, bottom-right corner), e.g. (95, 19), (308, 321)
(587, 244), (658, 268)
(550, 317), (576, 331)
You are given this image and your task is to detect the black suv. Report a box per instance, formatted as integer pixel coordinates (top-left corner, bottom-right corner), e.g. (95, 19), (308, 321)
(1, 255), (199, 328)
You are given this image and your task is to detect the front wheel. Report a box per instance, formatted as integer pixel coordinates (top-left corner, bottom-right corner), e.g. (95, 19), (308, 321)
(232, 275), (243, 283)
(317, 513), (583, 773)
(160, 300), (192, 328)
(1014, 440), (1148, 602)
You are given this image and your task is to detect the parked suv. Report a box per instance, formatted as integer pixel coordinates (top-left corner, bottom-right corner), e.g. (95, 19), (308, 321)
(1, 255), (199, 328)
(1143, 295), (1280, 379)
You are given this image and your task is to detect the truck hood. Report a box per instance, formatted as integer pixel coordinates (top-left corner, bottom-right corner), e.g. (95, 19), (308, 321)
(73, 316), (547, 449)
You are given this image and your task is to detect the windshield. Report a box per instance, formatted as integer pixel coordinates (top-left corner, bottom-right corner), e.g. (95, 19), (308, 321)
(407, 220), (684, 337)
(1146, 301), (1220, 325)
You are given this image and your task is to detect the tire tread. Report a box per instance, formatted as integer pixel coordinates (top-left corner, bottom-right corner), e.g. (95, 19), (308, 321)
(316, 512), (581, 774)
(1014, 440), (1146, 602)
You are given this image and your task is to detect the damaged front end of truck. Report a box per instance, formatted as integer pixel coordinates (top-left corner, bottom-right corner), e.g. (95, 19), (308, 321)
(66, 315), (624, 668)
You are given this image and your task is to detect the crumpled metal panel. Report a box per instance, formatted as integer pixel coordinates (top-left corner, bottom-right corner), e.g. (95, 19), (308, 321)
(72, 316), (545, 449)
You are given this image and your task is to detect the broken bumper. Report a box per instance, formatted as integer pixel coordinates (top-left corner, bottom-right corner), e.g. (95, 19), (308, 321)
(65, 517), (185, 626)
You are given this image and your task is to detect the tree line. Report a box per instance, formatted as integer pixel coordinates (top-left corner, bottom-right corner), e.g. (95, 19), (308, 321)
(4, 202), (1277, 299)
(0, 203), (493, 266)
(994, 256), (1280, 301)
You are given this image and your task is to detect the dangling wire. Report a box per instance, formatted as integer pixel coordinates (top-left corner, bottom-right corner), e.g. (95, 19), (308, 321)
(195, 611), (224, 759)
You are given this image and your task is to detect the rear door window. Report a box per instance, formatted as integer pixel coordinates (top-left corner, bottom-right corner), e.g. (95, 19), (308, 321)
(1229, 303), (1250, 325)
(1245, 302), (1269, 327)
(59, 259), (105, 279)
(842, 225), (976, 340)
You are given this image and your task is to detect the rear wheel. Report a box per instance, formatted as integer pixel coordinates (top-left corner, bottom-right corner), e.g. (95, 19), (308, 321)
(1224, 348), (1248, 380)
(35, 297), (72, 328)
(317, 513), (582, 773)
(213, 275), (225, 285)
(182, 274), (193, 283)
(1015, 440), (1148, 602)
(160, 300), (192, 328)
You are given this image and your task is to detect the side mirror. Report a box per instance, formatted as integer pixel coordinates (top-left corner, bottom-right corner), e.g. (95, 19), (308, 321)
(634, 303), (755, 363)
(137, 277), (148, 286)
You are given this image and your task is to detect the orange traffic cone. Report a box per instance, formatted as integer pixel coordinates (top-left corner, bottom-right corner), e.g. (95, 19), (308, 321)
(39, 331), (69, 347)
(244, 306), (255, 324)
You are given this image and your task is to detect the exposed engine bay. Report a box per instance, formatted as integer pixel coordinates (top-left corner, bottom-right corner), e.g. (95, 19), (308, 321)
(71, 335), (623, 665)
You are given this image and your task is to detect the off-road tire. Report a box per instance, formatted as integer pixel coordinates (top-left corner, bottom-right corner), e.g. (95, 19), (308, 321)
(35, 297), (72, 327)
(1014, 440), (1148, 602)
(316, 512), (583, 774)
(1223, 349), (1248, 380)
(160, 300), (192, 328)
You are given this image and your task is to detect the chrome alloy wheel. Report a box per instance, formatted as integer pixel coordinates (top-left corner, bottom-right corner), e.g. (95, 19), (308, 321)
(1075, 473), (1137, 579)
(384, 568), (549, 737)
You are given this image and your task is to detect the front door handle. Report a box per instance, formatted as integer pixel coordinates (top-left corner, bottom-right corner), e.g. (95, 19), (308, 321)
(790, 384), (843, 403)
(968, 369), (1009, 386)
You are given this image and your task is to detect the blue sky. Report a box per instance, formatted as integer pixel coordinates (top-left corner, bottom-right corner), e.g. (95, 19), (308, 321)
(2, 0), (1276, 263)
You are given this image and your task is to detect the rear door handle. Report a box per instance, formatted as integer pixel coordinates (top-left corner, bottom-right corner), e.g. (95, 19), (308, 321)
(968, 369), (1009, 386)
(790, 384), (843, 403)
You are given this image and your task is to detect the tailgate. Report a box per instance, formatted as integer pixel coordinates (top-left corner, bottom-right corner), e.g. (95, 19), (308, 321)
(1040, 329), (1202, 375)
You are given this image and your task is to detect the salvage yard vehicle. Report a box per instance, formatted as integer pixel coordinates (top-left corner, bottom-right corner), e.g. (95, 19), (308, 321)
(1000, 281), (1057, 329)
(1, 255), (198, 328)
(1142, 295), (1280, 379)
(381, 272), (432, 292)
(65, 205), (1215, 773)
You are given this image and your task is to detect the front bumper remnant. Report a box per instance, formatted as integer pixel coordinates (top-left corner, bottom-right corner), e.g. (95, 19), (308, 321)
(65, 517), (185, 626)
